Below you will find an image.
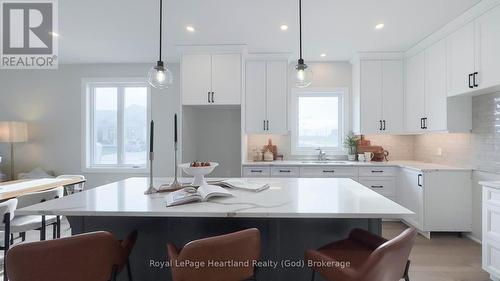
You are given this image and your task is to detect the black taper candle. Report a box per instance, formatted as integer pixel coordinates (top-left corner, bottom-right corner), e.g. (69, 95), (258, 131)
(150, 120), (154, 153)
(174, 114), (178, 143)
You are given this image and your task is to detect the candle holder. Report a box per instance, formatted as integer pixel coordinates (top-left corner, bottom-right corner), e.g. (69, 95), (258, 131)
(159, 142), (183, 191)
(144, 152), (157, 194)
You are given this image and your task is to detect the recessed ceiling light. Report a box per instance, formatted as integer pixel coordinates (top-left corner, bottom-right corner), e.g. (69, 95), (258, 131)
(280, 24), (288, 31)
(49, 31), (59, 37)
(320, 53), (327, 58)
(375, 23), (385, 30)
(186, 26), (195, 33)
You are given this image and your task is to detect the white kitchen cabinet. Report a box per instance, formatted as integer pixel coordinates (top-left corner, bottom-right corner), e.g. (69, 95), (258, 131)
(475, 4), (500, 92)
(245, 60), (287, 134)
(405, 42), (472, 133)
(242, 166), (270, 178)
(182, 53), (241, 105)
(358, 177), (396, 199)
(446, 21), (476, 97)
(398, 168), (472, 237)
(299, 166), (358, 179)
(352, 58), (404, 134)
(271, 166), (300, 178)
(482, 183), (500, 281)
(405, 51), (426, 133)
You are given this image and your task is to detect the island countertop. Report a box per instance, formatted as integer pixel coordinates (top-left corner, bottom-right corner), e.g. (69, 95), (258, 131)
(17, 177), (413, 219)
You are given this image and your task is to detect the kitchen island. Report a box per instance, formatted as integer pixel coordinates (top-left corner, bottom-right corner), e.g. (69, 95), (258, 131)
(18, 177), (412, 281)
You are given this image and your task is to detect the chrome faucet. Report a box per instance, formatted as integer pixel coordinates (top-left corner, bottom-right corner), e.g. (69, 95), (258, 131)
(316, 148), (327, 161)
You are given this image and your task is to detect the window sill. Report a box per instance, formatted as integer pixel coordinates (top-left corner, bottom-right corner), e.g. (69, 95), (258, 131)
(82, 167), (148, 174)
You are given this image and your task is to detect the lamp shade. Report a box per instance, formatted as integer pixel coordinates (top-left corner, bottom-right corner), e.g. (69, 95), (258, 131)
(0, 121), (28, 143)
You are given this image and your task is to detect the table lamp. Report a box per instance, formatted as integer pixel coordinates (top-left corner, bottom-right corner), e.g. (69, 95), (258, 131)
(0, 121), (28, 180)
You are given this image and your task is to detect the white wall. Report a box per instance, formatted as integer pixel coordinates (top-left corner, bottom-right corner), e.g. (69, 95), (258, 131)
(0, 63), (180, 188)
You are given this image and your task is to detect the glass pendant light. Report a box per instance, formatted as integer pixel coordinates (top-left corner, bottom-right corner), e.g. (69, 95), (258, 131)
(291, 0), (313, 88)
(148, 0), (173, 89)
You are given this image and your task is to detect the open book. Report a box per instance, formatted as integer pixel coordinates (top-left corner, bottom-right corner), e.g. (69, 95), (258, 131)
(212, 179), (270, 192)
(165, 185), (233, 207)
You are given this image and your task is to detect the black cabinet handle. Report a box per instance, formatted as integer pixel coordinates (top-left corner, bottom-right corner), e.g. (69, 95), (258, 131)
(208, 92), (211, 103)
(250, 170), (263, 173)
(279, 170), (291, 173)
(420, 118), (424, 129)
(263, 120), (266, 131)
(323, 170), (335, 173)
(211, 92), (215, 103)
(383, 120), (386, 131)
(266, 120), (269, 131)
(423, 118), (428, 129)
(473, 72), (479, 87)
(371, 185), (384, 189)
(371, 170), (384, 173)
(469, 73), (473, 88)
(379, 120), (383, 131)
(417, 174), (423, 187)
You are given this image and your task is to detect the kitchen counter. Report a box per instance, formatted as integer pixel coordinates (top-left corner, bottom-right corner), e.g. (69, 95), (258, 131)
(242, 160), (471, 172)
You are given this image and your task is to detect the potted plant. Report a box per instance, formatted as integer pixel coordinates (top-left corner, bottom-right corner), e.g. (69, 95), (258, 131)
(343, 133), (359, 161)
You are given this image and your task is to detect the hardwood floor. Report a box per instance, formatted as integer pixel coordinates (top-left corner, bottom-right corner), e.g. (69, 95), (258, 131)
(383, 221), (490, 281)
(0, 220), (491, 281)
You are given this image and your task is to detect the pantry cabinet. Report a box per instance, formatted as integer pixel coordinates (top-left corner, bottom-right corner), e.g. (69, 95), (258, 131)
(245, 60), (287, 134)
(352, 58), (404, 135)
(182, 53), (241, 105)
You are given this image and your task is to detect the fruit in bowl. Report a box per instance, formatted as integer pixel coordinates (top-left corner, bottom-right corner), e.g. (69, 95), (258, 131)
(179, 162), (219, 186)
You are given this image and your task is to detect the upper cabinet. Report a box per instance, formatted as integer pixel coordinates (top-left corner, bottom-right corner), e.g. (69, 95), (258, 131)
(245, 60), (288, 134)
(446, 4), (500, 97)
(181, 53), (242, 105)
(405, 39), (472, 133)
(352, 58), (404, 135)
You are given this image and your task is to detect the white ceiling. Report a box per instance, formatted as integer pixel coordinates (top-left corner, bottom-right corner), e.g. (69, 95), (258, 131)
(58, 0), (481, 64)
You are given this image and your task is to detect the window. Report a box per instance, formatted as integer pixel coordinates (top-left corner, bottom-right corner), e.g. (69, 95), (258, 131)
(83, 78), (150, 172)
(291, 88), (347, 155)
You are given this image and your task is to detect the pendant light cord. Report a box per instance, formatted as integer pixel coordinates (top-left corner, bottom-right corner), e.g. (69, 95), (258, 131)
(159, 0), (163, 62)
(299, 0), (303, 60)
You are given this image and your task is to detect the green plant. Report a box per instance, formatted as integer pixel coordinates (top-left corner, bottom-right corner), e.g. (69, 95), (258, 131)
(343, 134), (359, 155)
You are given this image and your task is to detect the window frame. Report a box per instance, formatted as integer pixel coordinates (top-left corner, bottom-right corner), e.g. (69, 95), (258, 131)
(290, 87), (349, 156)
(81, 78), (151, 173)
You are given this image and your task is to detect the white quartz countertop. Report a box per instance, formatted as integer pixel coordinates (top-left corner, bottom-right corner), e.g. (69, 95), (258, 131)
(479, 181), (500, 189)
(18, 177), (413, 219)
(242, 160), (470, 171)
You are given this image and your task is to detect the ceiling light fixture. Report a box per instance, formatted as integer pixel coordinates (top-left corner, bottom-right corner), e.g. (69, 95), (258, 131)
(49, 31), (59, 37)
(291, 0), (313, 88)
(375, 23), (385, 30)
(147, 0), (173, 89)
(320, 53), (326, 58)
(280, 24), (289, 31)
(186, 26), (195, 33)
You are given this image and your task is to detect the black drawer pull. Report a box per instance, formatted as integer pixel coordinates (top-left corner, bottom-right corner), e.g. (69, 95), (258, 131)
(371, 185), (384, 188)
(250, 170), (263, 173)
(279, 170), (291, 173)
(371, 170), (384, 173)
(323, 170), (335, 173)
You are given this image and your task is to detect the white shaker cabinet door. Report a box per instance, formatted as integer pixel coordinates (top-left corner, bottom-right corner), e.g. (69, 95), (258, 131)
(405, 51), (426, 133)
(182, 54), (212, 105)
(425, 39), (448, 131)
(211, 54), (241, 105)
(266, 61), (288, 134)
(446, 21), (475, 97)
(245, 61), (267, 133)
(381, 60), (404, 133)
(360, 60), (383, 134)
(475, 4), (500, 91)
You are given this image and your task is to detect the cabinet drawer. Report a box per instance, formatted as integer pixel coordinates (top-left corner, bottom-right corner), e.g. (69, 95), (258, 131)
(300, 166), (358, 178)
(359, 166), (396, 177)
(485, 187), (500, 208)
(271, 167), (300, 177)
(242, 166), (270, 177)
(358, 177), (396, 197)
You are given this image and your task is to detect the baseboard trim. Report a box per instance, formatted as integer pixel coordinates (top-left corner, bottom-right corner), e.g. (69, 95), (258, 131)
(466, 233), (482, 244)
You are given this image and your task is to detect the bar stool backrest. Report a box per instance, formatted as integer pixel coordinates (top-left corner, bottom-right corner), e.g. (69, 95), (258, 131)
(6, 231), (122, 281)
(0, 199), (18, 221)
(16, 186), (64, 209)
(57, 175), (86, 193)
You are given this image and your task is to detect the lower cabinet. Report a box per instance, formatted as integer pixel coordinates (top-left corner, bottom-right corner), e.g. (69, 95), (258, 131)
(482, 184), (500, 281)
(398, 168), (472, 236)
(242, 166), (270, 177)
(358, 177), (396, 201)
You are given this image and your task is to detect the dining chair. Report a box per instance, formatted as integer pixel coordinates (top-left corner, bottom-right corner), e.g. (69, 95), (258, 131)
(6, 231), (123, 281)
(117, 230), (138, 281)
(305, 227), (417, 281)
(167, 228), (261, 281)
(0, 199), (18, 281)
(56, 175), (86, 195)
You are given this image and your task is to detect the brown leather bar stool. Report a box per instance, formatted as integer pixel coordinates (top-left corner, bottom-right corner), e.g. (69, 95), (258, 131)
(305, 227), (417, 281)
(6, 231), (126, 281)
(117, 230), (138, 281)
(167, 228), (261, 281)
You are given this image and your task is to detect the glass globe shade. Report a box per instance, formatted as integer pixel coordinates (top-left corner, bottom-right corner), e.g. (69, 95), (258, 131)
(291, 62), (313, 88)
(147, 62), (173, 89)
